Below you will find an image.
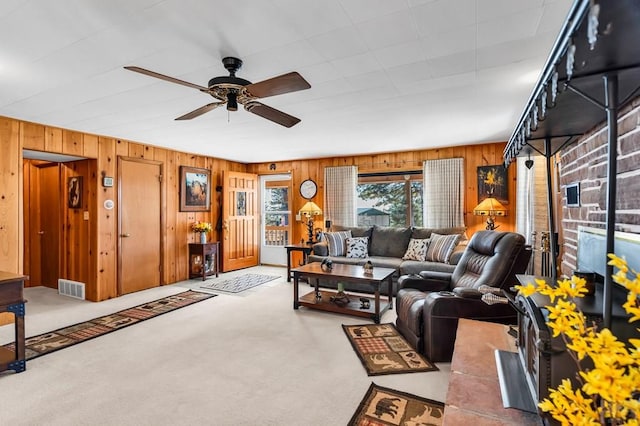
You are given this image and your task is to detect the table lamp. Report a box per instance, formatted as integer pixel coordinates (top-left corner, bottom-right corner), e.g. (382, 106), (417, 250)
(299, 201), (322, 244)
(473, 197), (507, 230)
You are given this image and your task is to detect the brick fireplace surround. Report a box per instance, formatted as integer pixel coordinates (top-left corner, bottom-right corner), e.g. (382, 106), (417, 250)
(559, 96), (640, 277)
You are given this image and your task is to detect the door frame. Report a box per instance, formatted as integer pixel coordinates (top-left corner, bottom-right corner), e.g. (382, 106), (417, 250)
(117, 156), (165, 295)
(259, 173), (292, 266)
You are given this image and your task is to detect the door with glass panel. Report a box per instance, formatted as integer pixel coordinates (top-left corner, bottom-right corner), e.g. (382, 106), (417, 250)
(260, 174), (292, 266)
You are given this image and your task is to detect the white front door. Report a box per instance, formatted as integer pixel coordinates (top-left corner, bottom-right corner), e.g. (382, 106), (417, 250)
(259, 174), (291, 266)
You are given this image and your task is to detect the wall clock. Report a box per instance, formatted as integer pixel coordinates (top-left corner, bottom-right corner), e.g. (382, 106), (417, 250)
(300, 179), (317, 199)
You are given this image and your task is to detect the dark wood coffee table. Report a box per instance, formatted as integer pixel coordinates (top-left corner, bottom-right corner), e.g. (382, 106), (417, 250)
(292, 262), (395, 323)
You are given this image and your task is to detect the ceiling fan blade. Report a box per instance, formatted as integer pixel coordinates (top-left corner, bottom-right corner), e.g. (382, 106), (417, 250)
(124, 66), (209, 91)
(244, 72), (311, 99)
(175, 103), (225, 120)
(244, 101), (301, 128)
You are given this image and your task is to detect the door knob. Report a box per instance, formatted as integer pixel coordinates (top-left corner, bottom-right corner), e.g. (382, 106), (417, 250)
(121, 233), (131, 238)
(38, 231), (45, 235)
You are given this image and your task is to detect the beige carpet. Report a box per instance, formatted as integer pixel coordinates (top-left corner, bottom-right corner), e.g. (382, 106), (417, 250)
(0, 266), (450, 425)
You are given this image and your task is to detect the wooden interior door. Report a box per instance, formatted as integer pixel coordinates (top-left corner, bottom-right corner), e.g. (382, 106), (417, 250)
(118, 158), (162, 295)
(35, 163), (61, 288)
(222, 171), (258, 272)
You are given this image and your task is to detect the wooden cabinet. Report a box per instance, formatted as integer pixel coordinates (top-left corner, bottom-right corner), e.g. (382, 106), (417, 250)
(188, 242), (219, 281)
(0, 272), (27, 374)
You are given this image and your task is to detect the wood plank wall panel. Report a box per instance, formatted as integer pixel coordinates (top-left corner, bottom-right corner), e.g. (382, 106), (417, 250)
(96, 137), (117, 301)
(83, 134), (99, 158)
(21, 122), (45, 150)
(45, 127), (63, 152)
(62, 130), (83, 156)
(247, 142), (516, 246)
(165, 151), (179, 283)
(0, 118), (21, 273)
(62, 160), (92, 288)
(0, 118), (21, 325)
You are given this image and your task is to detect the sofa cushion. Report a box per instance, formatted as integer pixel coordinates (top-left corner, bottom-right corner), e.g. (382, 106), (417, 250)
(346, 237), (369, 258)
(402, 238), (429, 261)
(425, 233), (460, 263)
(333, 225), (373, 239)
(411, 226), (468, 241)
(369, 226), (412, 258)
(324, 231), (351, 256)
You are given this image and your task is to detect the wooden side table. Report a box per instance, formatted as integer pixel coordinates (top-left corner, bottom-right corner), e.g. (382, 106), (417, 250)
(0, 271), (27, 374)
(188, 242), (219, 281)
(285, 244), (313, 282)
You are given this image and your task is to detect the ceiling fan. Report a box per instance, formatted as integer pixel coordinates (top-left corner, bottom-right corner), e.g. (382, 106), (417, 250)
(124, 57), (311, 127)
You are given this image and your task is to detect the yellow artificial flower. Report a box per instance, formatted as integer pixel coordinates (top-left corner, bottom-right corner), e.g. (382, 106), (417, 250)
(191, 221), (212, 233)
(518, 256), (640, 425)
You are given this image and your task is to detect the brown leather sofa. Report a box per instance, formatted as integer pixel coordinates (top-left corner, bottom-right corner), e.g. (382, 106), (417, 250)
(395, 230), (531, 362)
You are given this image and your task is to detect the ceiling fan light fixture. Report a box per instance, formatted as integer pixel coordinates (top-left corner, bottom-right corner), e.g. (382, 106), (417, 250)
(227, 92), (238, 111)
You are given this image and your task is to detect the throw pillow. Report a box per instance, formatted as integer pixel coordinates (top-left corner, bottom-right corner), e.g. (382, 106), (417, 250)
(425, 233), (460, 264)
(324, 231), (352, 257)
(402, 238), (430, 261)
(346, 237), (369, 258)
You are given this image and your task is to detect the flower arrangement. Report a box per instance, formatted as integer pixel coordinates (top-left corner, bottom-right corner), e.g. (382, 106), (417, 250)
(516, 254), (639, 426)
(191, 221), (212, 234)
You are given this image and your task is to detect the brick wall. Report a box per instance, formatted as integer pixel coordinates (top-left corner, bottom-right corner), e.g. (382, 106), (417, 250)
(559, 97), (640, 277)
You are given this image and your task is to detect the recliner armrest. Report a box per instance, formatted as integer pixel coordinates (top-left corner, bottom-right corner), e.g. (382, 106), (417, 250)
(423, 292), (517, 319)
(419, 271), (452, 281)
(452, 287), (482, 299)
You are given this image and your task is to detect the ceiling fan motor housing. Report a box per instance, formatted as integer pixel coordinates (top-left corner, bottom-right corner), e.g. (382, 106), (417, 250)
(208, 58), (252, 110)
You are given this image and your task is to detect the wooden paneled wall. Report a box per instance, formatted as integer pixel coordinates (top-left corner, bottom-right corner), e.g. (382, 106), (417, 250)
(247, 142), (516, 253)
(1, 116), (244, 304)
(1, 113), (515, 309)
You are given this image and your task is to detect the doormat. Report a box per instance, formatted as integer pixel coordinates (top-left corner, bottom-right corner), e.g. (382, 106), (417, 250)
(348, 382), (444, 426)
(199, 273), (280, 293)
(342, 323), (438, 376)
(2, 290), (216, 361)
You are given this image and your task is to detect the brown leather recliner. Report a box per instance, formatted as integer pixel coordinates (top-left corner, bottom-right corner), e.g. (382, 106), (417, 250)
(395, 230), (531, 362)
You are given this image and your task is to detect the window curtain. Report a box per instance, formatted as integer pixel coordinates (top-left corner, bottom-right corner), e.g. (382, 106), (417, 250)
(423, 158), (465, 228)
(324, 165), (358, 227)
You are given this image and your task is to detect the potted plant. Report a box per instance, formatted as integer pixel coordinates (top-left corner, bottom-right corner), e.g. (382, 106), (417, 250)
(191, 221), (212, 244)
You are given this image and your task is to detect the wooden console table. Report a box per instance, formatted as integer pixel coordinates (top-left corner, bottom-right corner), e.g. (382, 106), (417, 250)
(443, 319), (542, 425)
(188, 242), (219, 281)
(0, 272), (27, 374)
(285, 243), (313, 282)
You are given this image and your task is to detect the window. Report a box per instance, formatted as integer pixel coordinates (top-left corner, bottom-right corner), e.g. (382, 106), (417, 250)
(357, 171), (423, 227)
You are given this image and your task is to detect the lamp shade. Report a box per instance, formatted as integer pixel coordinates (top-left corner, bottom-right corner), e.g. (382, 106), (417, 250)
(299, 201), (322, 216)
(473, 197), (507, 216)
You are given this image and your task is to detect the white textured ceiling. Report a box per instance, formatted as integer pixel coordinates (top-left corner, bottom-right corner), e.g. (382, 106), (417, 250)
(0, 0), (572, 163)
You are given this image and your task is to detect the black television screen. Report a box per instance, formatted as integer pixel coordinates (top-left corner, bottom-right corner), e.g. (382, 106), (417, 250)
(566, 182), (580, 207)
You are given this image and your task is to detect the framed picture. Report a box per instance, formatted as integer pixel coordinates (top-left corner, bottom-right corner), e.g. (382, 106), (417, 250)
(477, 165), (508, 204)
(68, 176), (82, 209)
(180, 166), (211, 212)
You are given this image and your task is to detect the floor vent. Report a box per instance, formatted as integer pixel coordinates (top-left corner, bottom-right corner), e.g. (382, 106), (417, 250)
(58, 279), (86, 300)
